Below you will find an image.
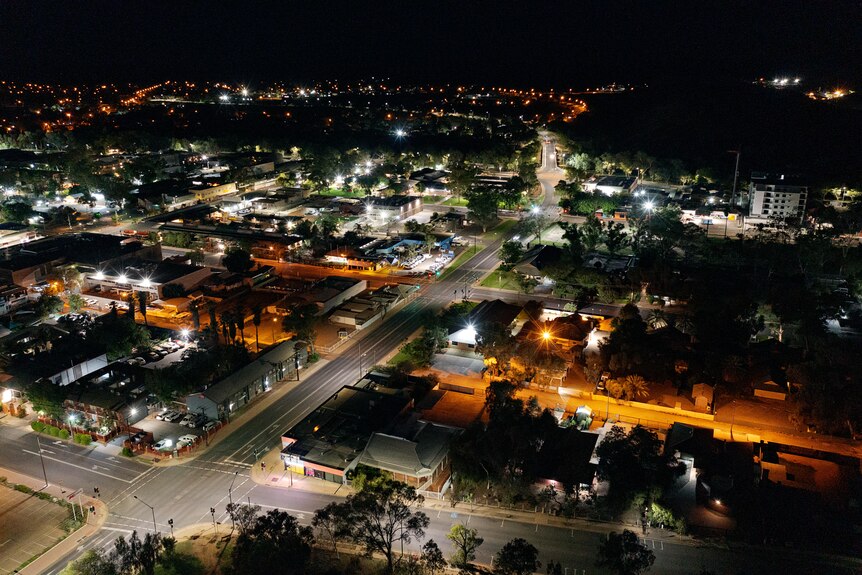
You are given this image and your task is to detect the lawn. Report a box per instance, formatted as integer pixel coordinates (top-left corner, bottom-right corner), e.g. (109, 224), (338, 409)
(480, 268), (521, 291)
(442, 196), (469, 207)
(438, 245), (480, 280)
(315, 188), (367, 198)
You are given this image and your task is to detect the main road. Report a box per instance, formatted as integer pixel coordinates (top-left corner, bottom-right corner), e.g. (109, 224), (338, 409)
(4, 138), (852, 574)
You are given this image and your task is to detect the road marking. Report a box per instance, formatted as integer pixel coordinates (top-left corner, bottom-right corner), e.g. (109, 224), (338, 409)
(100, 526), (134, 534)
(22, 449), (136, 483)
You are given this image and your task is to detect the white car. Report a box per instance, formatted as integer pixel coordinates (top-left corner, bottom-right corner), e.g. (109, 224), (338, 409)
(153, 439), (173, 451)
(202, 421), (218, 432)
(179, 414), (196, 427)
(177, 434), (197, 448)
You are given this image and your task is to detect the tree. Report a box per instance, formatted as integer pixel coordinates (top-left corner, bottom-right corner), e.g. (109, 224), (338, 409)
(606, 375), (650, 401)
(447, 524), (483, 568)
(466, 186), (499, 232)
(559, 221), (583, 263)
(312, 501), (351, 557)
(604, 222), (629, 255)
(226, 502), (262, 536)
(1, 199), (34, 223)
(340, 478), (430, 574)
(282, 303), (320, 353)
(251, 305), (263, 352)
(34, 293), (63, 319)
(228, 509), (314, 575)
(493, 538), (541, 575)
(62, 549), (117, 575)
(517, 273), (539, 294)
(67, 293), (84, 313)
(222, 247), (254, 273)
(421, 540), (447, 575)
(500, 240), (525, 267)
(581, 216), (603, 252)
(449, 164), (478, 200)
(190, 301), (200, 331)
(137, 291), (149, 326)
(189, 249), (205, 266)
(595, 530), (655, 575)
(26, 378), (67, 420)
(126, 291), (136, 321)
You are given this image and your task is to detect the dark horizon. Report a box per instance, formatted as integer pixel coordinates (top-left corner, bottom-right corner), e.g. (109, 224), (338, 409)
(1, 1), (859, 87)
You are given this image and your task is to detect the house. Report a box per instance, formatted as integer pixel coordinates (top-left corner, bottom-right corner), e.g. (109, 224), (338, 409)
(753, 380), (788, 401)
(0, 283), (27, 316)
(186, 340), (305, 421)
(748, 172), (808, 223)
(583, 175), (637, 196)
(408, 168), (449, 194)
(357, 421), (462, 492)
(280, 384), (414, 483)
(691, 383), (714, 412)
(533, 427), (601, 491)
(512, 244), (564, 280)
(519, 315), (595, 352)
(448, 299), (525, 350)
(189, 182), (239, 202)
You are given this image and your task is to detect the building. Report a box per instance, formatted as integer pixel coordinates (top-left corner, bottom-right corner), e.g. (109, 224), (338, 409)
(281, 384), (413, 483)
(63, 363), (150, 434)
(0, 233), (161, 288)
(365, 195), (423, 221)
(185, 340), (305, 421)
(88, 261), (212, 301)
(748, 172), (808, 222)
(189, 181), (239, 202)
(583, 175), (637, 196)
(303, 276), (367, 315)
(0, 283), (27, 315)
(512, 244), (564, 280)
(448, 299), (525, 350)
(357, 421), (461, 491)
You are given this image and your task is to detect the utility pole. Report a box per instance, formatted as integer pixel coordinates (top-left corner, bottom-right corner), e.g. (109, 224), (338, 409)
(729, 148), (741, 207)
(35, 435), (49, 488)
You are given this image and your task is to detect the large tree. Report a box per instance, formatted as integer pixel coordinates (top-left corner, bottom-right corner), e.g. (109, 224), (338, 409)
(466, 186), (499, 232)
(281, 302), (320, 353)
(595, 530), (655, 575)
(338, 478), (430, 574)
(493, 537), (541, 575)
(228, 509), (313, 575)
(222, 247), (254, 273)
(447, 524), (484, 568)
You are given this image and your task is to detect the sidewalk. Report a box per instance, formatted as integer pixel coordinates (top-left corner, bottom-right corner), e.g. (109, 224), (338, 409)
(148, 357), (331, 468)
(0, 467), (108, 575)
(248, 446), (697, 546)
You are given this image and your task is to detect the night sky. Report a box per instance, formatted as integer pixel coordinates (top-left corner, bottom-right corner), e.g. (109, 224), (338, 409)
(1, 1), (859, 86)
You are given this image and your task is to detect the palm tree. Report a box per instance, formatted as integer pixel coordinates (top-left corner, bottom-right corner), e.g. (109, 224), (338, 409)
(252, 305), (263, 352)
(647, 310), (668, 330)
(190, 301), (200, 331)
(137, 291), (149, 326)
(235, 307), (246, 345)
(608, 375), (650, 401)
(126, 292), (137, 321)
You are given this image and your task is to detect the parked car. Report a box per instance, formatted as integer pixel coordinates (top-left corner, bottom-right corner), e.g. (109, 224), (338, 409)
(155, 410), (175, 421)
(153, 439), (173, 451)
(176, 434), (197, 448)
(202, 421), (218, 432)
(179, 414), (196, 427)
(166, 411), (185, 423)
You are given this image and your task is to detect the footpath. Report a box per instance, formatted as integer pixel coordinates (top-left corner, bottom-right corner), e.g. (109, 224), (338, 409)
(247, 445), (696, 547)
(0, 466), (108, 575)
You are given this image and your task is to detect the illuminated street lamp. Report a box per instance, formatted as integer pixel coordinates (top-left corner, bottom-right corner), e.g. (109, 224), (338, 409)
(542, 330), (552, 341)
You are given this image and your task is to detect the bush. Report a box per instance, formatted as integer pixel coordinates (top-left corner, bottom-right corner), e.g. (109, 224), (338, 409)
(74, 433), (92, 446)
(16, 407), (26, 418)
(47, 425), (60, 437)
(14, 484), (33, 495)
(30, 421), (46, 433)
(58, 429), (70, 440)
(121, 447), (134, 457)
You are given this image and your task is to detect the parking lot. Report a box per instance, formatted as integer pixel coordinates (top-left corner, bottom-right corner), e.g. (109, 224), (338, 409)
(122, 338), (196, 370)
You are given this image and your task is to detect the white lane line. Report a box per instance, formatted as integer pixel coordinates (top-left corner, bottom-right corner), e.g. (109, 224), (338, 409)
(22, 449), (135, 483)
(222, 303), (427, 463)
(100, 526), (134, 534)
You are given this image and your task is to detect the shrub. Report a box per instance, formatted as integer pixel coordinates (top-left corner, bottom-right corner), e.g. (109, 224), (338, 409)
(47, 426), (60, 437)
(16, 407), (26, 418)
(58, 429), (70, 440)
(30, 421), (46, 433)
(74, 433), (92, 446)
(121, 447), (134, 457)
(14, 484), (33, 495)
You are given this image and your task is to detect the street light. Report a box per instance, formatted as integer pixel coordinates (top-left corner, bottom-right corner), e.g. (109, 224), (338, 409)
(133, 495), (158, 534)
(542, 330), (552, 341)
